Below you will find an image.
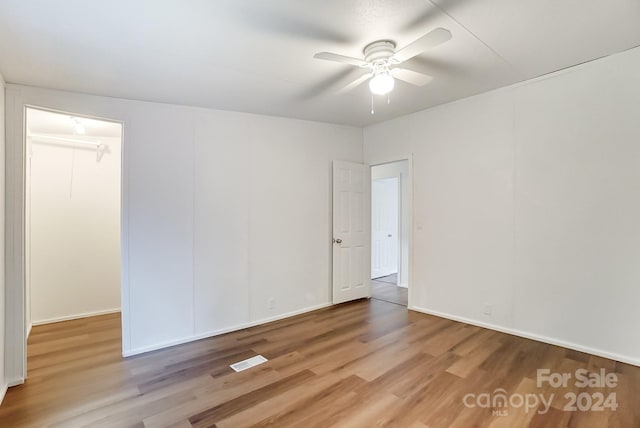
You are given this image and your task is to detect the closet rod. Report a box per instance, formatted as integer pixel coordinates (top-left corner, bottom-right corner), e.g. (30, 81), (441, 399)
(29, 133), (103, 147)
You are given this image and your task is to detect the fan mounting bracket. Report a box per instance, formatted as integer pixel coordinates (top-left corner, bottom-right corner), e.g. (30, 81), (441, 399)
(363, 40), (396, 64)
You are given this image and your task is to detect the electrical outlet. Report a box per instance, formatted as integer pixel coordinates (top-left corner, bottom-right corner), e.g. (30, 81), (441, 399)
(268, 298), (276, 310)
(483, 304), (492, 316)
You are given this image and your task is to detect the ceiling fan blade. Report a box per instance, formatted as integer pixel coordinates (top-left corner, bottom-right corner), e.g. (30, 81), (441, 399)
(392, 28), (452, 64)
(314, 52), (369, 68)
(391, 68), (433, 86)
(337, 73), (373, 94)
(299, 69), (357, 100)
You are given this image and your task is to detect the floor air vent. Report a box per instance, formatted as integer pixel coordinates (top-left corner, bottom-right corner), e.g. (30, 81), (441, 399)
(230, 355), (268, 372)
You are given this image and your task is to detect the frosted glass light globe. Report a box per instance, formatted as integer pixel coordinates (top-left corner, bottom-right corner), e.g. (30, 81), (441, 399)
(369, 73), (395, 95)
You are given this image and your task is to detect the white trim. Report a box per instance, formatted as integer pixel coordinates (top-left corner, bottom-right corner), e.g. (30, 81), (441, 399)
(1, 73), (7, 405)
(409, 305), (640, 367)
(123, 302), (333, 357)
(5, 85), (28, 386)
(31, 308), (121, 326)
(0, 383), (7, 406)
(7, 379), (23, 387)
(368, 156), (413, 307)
(26, 323), (32, 338)
(3, 93), (128, 386)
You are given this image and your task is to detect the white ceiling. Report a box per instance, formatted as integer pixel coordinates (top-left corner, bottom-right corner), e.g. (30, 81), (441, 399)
(1, 0), (639, 127)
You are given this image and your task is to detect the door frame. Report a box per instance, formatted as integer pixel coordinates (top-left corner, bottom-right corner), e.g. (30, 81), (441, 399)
(4, 100), (127, 386)
(369, 156), (413, 308)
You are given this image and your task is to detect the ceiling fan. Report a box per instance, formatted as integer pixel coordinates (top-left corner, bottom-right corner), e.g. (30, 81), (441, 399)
(313, 28), (452, 96)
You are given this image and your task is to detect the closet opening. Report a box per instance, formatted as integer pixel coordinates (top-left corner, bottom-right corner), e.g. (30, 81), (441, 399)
(24, 107), (123, 377)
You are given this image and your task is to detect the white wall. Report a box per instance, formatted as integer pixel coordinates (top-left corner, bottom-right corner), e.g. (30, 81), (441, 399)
(5, 85), (363, 362)
(371, 161), (410, 287)
(27, 131), (121, 324)
(0, 72), (7, 403)
(364, 47), (640, 365)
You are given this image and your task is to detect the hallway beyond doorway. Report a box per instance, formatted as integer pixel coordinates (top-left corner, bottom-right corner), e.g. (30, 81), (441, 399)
(371, 274), (407, 306)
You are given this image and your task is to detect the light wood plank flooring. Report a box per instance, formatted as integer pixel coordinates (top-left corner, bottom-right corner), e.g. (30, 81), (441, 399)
(1, 300), (638, 427)
(371, 277), (408, 306)
(374, 273), (398, 285)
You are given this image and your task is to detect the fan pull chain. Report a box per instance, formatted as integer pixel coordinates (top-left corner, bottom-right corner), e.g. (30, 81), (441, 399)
(371, 94), (375, 115)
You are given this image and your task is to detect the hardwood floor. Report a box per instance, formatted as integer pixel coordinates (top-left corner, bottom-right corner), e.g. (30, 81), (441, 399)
(374, 273), (398, 285)
(371, 277), (408, 306)
(1, 300), (639, 427)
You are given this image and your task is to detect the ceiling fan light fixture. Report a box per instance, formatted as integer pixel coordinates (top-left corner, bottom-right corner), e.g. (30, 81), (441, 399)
(369, 72), (395, 95)
(313, 28), (451, 99)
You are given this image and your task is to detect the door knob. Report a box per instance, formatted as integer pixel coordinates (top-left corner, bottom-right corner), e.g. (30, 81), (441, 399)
(387, 234), (392, 237)
(334, 238), (342, 244)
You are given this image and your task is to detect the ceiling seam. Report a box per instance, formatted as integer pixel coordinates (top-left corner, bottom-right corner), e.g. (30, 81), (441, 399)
(530, 42), (640, 81)
(426, 0), (525, 79)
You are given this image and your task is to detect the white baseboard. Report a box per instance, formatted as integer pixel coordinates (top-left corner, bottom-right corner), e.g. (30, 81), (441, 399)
(32, 308), (121, 326)
(0, 382), (7, 406)
(7, 378), (24, 387)
(123, 302), (333, 357)
(409, 305), (640, 367)
(27, 323), (32, 338)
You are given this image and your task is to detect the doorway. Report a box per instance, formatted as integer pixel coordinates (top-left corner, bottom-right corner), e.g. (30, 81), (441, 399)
(371, 160), (409, 306)
(24, 107), (123, 374)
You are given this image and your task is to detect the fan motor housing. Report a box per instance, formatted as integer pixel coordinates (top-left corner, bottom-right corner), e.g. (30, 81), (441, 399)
(363, 40), (396, 64)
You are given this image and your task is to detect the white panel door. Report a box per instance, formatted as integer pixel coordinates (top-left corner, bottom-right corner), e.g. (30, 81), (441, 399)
(371, 177), (399, 279)
(333, 161), (371, 304)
